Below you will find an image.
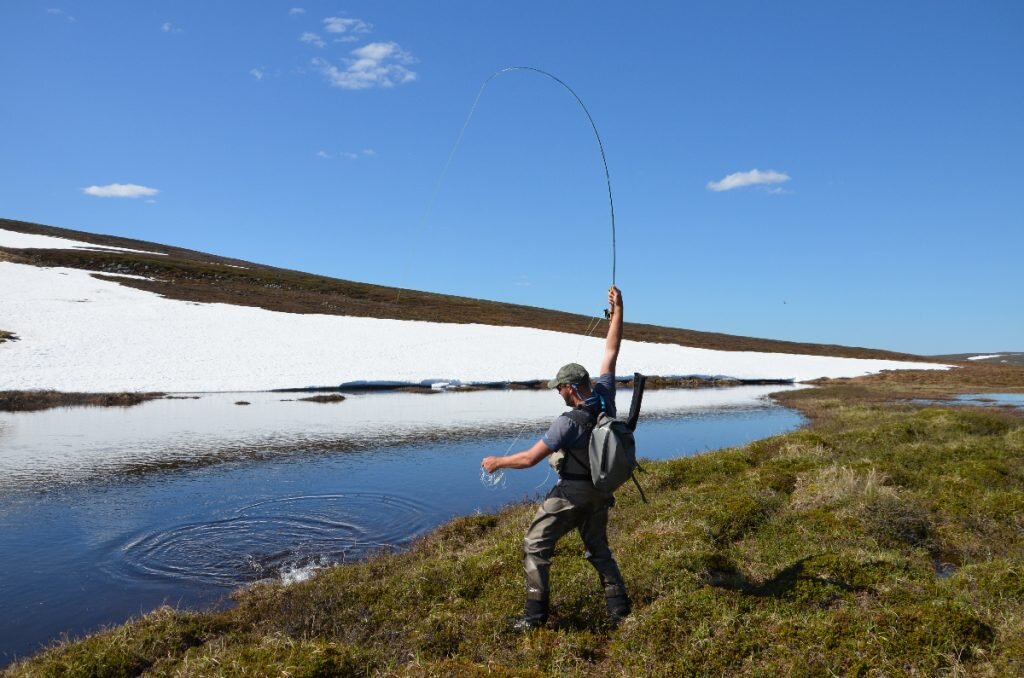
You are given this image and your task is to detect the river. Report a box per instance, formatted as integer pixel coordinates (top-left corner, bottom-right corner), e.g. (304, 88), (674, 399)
(0, 384), (804, 665)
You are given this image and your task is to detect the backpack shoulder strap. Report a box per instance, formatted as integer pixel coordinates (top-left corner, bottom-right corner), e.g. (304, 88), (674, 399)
(563, 408), (595, 428)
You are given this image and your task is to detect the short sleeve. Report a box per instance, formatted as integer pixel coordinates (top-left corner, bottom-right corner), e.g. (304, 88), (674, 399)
(542, 415), (583, 451)
(592, 373), (617, 417)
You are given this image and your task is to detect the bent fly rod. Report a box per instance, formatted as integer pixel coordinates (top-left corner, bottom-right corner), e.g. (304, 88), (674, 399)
(437, 66), (619, 316)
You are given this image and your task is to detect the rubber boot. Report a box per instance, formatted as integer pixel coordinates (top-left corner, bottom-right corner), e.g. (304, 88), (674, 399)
(508, 599), (548, 632)
(606, 593), (631, 628)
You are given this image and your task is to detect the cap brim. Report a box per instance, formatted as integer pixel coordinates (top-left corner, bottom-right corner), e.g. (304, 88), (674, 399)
(547, 378), (560, 388)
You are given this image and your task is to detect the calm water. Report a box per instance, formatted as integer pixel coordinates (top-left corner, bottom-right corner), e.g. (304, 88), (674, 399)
(0, 386), (804, 664)
(912, 393), (1024, 409)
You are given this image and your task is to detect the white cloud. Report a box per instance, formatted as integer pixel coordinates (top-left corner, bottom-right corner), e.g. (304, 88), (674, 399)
(312, 42), (417, 90)
(46, 8), (76, 22)
(161, 22), (182, 34)
(323, 16), (372, 34)
(707, 169), (790, 192)
(300, 32), (325, 47)
(82, 183), (159, 199)
(319, 149), (376, 160)
(289, 7), (306, 15)
(250, 68), (264, 80)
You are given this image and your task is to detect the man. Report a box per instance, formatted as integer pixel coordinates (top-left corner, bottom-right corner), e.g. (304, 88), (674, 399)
(482, 286), (631, 631)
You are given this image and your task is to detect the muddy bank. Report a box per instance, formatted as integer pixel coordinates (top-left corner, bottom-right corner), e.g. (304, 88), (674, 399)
(0, 390), (165, 413)
(284, 376), (796, 395)
(0, 377), (794, 413)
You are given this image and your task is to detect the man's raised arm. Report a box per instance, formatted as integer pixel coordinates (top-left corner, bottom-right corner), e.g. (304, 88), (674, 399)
(600, 286), (624, 376)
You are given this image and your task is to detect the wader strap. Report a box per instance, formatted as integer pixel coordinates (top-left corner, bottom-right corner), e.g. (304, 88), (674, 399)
(631, 472), (648, 503)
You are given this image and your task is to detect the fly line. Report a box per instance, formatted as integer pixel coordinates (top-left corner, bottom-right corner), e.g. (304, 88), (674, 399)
(436, 66), (618, 289)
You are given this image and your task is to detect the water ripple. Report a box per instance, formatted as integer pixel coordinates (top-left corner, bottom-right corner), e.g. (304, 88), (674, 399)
(113, 492), (436, 588)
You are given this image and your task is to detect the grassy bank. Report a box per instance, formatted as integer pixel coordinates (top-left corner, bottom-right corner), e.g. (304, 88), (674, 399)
(6, 366), (1024, 676)
(0, 330), (17, 343)
(0, 390), (165, 412)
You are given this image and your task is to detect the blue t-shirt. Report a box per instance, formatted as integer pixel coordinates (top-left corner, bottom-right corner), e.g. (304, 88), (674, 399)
(542, 373), (617, 452)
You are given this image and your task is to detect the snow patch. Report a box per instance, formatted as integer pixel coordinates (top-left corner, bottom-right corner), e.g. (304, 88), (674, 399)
(0, 226), (166, 256)
(967, 354), (1003, 361)
(92, 272), (160, 282)
(0, 262), (952, 392)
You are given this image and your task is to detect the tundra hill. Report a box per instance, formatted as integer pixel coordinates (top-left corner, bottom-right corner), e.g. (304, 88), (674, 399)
(1, 217), (929, 362)
(933, 352), (1024, 367)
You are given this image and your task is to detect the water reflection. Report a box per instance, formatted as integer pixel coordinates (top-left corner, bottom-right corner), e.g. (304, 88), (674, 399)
(0, 385), (803, 492)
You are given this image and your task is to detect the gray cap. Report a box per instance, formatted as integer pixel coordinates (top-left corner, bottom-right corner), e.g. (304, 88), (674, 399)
(548, 363), (591, 389)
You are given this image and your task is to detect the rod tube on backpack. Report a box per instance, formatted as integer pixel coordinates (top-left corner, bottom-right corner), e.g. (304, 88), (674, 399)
(626, 372), (646, 431)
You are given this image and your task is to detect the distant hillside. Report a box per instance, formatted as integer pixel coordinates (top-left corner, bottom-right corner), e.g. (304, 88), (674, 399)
(1, 217), (932, 362)
(932, 352), (1024, 366)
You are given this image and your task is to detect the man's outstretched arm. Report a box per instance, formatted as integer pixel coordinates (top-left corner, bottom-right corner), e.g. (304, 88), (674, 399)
(482, 439), (552, 473)
(600, 286), (624, 376)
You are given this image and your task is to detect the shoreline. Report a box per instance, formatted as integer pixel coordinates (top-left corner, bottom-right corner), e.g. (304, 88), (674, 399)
(0, 376), (795, 412)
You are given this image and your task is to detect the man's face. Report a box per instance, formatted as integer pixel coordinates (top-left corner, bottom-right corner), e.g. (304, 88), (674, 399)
(556, 383), (573, 406)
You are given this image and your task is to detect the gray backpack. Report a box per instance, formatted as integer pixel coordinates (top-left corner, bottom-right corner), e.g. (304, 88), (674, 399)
(558, 374), (648, 501)
(587, 411), (645, 498)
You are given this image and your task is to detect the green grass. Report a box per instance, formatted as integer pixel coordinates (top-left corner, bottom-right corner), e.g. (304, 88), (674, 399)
(8, 378), (1024, 676)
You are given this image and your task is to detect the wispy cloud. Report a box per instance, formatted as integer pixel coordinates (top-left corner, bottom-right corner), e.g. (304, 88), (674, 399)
(312, 42), (416, 90)
(323, 17), (372, 34)
(161, 22), (182, 34)
(299, 31), (325, 47)
(289, 7), (306, 15)
(317, 148), (377, 160)
(82, 183), (159, 198)
(46, 8), (76, 22)
(707, 169), (790, 192)
(250, 68), (264, 80)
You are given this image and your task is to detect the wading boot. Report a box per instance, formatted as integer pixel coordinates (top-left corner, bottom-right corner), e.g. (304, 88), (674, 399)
(606, 593), (632, 628)
(507, 599), (547, 633)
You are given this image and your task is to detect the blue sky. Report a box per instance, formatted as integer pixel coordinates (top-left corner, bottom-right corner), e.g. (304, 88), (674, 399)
(2, 2), (1021, 355)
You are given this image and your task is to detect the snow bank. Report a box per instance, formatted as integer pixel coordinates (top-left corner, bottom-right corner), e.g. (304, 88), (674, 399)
(967, 354), (1003, 361)
(0, 262), (951, 392)
(0, 227), (165, 256)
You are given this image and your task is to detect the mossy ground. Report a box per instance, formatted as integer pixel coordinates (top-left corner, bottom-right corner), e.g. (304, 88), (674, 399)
(7, 367), (1024, 676)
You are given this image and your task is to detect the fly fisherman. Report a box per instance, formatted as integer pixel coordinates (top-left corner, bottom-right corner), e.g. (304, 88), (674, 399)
(482, 286), (631, 631)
